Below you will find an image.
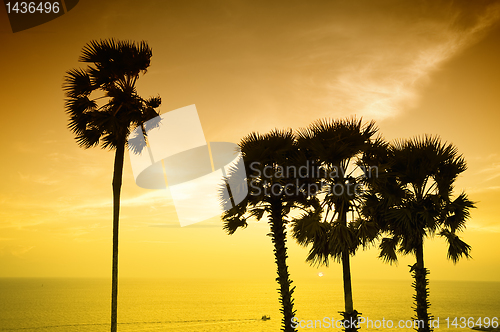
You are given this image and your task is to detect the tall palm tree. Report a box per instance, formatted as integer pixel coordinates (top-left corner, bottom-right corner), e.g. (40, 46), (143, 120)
(364, 136), (474, 332)
(292, 118), (379, 332)
(221, 130), (317, 332)
(63, 39), (161, 332)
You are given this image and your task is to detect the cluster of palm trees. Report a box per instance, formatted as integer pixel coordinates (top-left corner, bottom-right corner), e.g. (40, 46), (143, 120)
(222, 120), (474, 332)
(64, 39), (474, 332)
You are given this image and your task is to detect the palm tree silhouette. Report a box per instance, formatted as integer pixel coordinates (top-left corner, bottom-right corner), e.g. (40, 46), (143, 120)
(63, 39), (161, 332)
(366, 136), (474, 332)
(221, 130), (317, 332)
(292, 118), (379, 332)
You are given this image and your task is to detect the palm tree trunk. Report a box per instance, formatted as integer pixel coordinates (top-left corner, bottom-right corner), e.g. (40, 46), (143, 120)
(342, 249), (354, 314)
(340, 206), (358, 332)
(111, 140), (125, 332)
(269, 199), (297, 332)
(413, 240), (432, 332)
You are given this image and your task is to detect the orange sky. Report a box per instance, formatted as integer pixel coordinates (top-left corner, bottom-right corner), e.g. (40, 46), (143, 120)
(0, 0), (499, 282)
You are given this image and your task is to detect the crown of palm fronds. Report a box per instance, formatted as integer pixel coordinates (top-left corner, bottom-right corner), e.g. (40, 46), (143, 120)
(220, 129), (318, 235)
(389, 136), (466, 196)
(64, 39), (160, 150)
(368, 135), (474, 263)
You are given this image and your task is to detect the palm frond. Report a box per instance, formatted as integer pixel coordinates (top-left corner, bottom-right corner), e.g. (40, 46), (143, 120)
(355, 219), (379, 248)
(444, 193), (475, 232)
(439, 229), (472, 263)
(75, 127), (101, 149)
(379, 236), (400, 264)
(291, 210), (324, 246)
(65, 96), (97, 118)
(127, 127), (148, 155)
(250, 208), (266, 221)
(222, 214), (248, 235)
(63, 68), (94, 97)
(328, 222), (359, 259)
(145, 96), (161, 108)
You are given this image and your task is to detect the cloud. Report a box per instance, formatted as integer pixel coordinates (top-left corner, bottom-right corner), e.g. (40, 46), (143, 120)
(0, 245), (35, 258)
(0, 188), (176, 230)
(148, 222), (221, 229)
(477, 163), (500, 182)
(467, 221), (500, 233)
(467, 186), (500, 194)
(290, 1), (500, 120)
(137, 240), (179, 244)
(18, 172), (60, 185)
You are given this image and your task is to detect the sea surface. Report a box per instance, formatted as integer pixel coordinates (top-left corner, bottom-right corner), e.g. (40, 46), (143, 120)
(0, 278), (498, 331)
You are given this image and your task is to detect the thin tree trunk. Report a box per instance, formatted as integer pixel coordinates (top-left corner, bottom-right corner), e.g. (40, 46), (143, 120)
(342, 251), (354, 310)
(413, 240), (431, 332)
(111, 141), (125, 332)
(269, 199), (297, 332)
(340, 205), (358, 332)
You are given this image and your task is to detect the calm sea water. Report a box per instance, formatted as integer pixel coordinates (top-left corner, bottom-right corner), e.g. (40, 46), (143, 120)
(0, 278), (498, 331)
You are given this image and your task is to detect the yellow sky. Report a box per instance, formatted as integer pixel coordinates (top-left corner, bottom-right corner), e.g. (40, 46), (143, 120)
(0, 0), (499, 282)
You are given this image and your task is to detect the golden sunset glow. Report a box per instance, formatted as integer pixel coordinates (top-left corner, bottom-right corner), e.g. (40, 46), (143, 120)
(1, 0), (499, 286)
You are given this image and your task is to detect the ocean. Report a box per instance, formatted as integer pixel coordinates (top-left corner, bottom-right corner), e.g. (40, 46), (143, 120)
(0, 278), (498, 331)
